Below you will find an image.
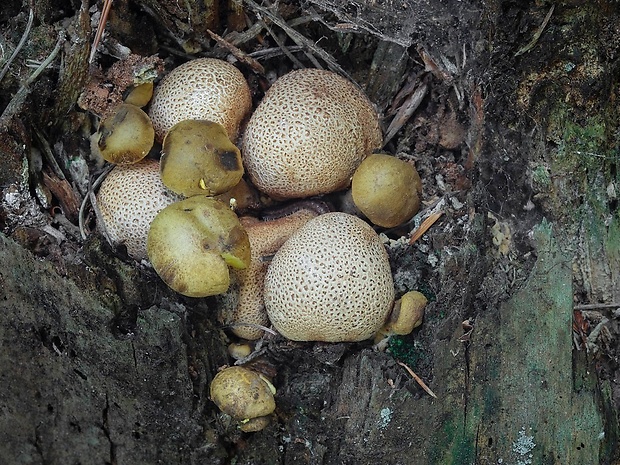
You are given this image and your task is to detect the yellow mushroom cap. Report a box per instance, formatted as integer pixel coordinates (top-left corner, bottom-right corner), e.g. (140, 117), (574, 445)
(351, 153), (422, 228)
(160, 119), (244, 197)
(210, 366), (276, 421)
(148, 58), (251, 142)
(242, 69), (382, 199)
(96, 160), (181, 260)
(264, 212), (395, 342)
(146, 196), (250, 298)
(385, 290), (427, 336)
(96, 103), (155, 165)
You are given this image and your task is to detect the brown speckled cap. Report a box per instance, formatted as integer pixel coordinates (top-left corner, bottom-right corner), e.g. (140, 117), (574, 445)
(264, 212), (394, 342)
(149, 58), (251, 142)
(242, 69), (382, 199)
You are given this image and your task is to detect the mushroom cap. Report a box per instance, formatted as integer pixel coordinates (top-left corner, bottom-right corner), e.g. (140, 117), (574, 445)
(386, 290), (427, 336)
(160, 119), (244, 197)
(148, 58), (251, 142)
(264, 212), (395, 342)
(96, 103), (155, 165)
(210, 366), (276, 421)
(147, 196), (250, 297)
(96, 159), (181, 260)
(242, 69), (382, 199)
(351, 153), (422, 228)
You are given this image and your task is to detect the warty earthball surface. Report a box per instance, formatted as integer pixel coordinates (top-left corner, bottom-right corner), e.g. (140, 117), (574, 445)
(96, 159), (181, 260)
(264, 212), (395, 342)
(242, 69), (382, 199)
(148, 58), (251, 142)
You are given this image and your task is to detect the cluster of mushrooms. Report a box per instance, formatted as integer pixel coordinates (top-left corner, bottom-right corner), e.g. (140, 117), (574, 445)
(94, 58), (428, 432)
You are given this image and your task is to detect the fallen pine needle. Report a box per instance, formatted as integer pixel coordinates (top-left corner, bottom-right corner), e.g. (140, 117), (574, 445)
(409, 211), (443, 245)
(397, 361), (437, 398)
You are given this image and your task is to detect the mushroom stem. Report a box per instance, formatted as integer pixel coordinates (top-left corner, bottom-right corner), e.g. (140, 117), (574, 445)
(222, 207), (321, 340)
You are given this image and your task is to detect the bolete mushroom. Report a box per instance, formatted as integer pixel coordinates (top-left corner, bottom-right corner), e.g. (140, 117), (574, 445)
(148, 58), (251, 142)
(96, 159), (181, 260)
(146, 196), (250, 297)
(374, 290), (427, 348)
(351, 153), (423, 228)
(160, 119), (244, 197)
(210, 366), (276, 432)
(264, 212), (394, 342)
(95, 103), (155, 165)
(242, 69), (382, 199)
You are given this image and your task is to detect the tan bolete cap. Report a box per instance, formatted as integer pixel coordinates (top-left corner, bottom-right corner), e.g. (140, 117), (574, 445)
(242, 69), (382, 199)
(352, 153), (422, 228)
(264, 212), (395, 342)
(384, 290), (427, 336)
(149, 58), (251, 142)
(96, 160), (181, 260)
(210, 366), (276, 421)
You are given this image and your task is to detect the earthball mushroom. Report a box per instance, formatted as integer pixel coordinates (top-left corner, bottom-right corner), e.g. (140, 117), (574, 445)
(148, 58), (251, 142)
(146, 196), (250, 297)
(210, 366), (276, 432)
(264, 212), (395, 342)
(96, 159), (181, 260)
(242, 69), (382, 199)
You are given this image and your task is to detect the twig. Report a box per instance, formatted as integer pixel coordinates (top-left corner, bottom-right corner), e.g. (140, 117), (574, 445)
(207, 29), (265, 74)
(383, 81), (429, 146)
(89, 0), (113, 63)
(79, 164), (113, 240)
(397, 361), (437, 398)
(258, 20), (305, 70)
(574, 303), (620, 311)
(0, 8), (34, 83)
(515, 5), (554, 57)
(222, 322), (279, 336)
(249, 45), (304, 60)
(243, 0), (353, 82)
(409, 211), (443, 245)
(0, 31), (65, 125)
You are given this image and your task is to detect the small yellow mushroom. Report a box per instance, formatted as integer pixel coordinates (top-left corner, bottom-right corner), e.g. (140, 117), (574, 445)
(351, 153), (422, 228)
(210, 366), (276, 432)
(95, 103), (154, 165)
(160, 120), (244, 197)
(146, 196), (250, 297)
(374, 291), (427, 346)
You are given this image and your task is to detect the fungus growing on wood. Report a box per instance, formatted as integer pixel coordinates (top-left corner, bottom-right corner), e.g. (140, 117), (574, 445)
(160, 119), (244, 197)
(221, 207), (321, 340)
(242, 69), (382, 199)
(210, 366), (276, 432)
(96, 160), (180, 260)
(148, 58), (251, 142)
(146, 196), (250, 297)
(264, 212), (394, 342)
(351, 153), (422, 228)
(95, 103), (155, 165)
